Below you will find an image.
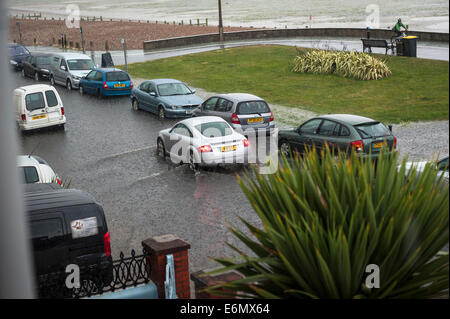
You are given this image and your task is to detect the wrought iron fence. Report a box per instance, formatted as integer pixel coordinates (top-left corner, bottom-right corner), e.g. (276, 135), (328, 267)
(37, 249), (150, 299)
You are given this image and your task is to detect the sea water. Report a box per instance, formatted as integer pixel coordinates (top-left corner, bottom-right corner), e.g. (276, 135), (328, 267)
(7, 0), (449, 32)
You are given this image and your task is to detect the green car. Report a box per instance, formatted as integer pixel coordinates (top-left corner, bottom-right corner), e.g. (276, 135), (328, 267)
(278, 114), (397, 159)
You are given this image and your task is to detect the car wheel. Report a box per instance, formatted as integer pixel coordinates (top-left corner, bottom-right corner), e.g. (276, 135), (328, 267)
(22, 69), (26, 78)
(59, 124), (65, 131)
(79, 86), (84, 95)
(158, 106), (165, 120)
(50, 75), (55, 86)
(189, 150), (199, 172)
(66, 80), (72, 91)
(132, 99), (139, 111)
(156, 138), (166, 158)
(34, 72), (39, 81)
(279, 140), (291, 157)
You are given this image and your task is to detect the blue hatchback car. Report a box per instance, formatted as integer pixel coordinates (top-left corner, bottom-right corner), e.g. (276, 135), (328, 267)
(79, 68), (133, 97)
(130, 79), (204, 119)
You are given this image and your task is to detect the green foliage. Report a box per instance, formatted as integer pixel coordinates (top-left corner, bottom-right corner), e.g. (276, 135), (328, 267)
(292, 49), (392, 80)
(206, 149), (449, 299)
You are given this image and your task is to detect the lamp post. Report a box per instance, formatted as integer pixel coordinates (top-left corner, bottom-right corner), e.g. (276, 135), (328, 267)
(80, 26), (85, 54)
(16, 21), (22, 44)
(218, 0), (224, 43)
(120, 38), (128, 73)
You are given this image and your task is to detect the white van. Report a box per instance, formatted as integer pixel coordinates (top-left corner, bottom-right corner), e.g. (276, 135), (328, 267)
(14, 84), (66, 131)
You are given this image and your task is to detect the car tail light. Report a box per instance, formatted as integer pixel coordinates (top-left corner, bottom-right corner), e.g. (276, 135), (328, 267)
(350, 140), (364, 152)
(199, 145), (212, 153)
(130, 81), (133, 88)
(231, 113), (240, 124)
(270, 111), (274, 122)
(243, 139), (250, 147)
(104, 232), (111, 258)
(103, 82), (108, 89)
(56, 177), (62, 185)
(61, 107), (65, 116)
(394, 136), (397, 149)
(21, 114), (26, 121)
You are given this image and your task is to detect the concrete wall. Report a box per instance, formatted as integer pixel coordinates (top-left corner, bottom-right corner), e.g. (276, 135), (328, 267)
(143, 28), (449, 51)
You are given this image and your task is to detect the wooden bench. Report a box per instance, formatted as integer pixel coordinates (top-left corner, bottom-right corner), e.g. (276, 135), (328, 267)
(361, 38), (394, 54)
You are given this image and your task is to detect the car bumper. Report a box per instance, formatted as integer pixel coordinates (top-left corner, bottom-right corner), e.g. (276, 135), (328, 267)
(19, 117), (66, 131)
(102, 88), (132, 96)
(231, 122), (276, 136)
(165, 108), (196, 118)
(198, 148), (248, 166)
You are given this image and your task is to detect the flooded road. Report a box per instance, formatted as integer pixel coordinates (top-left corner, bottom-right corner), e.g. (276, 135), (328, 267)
(13, 73), (262, 272)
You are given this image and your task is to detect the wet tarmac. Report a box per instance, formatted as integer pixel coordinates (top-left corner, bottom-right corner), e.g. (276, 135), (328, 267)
(13, 73), (264, 272)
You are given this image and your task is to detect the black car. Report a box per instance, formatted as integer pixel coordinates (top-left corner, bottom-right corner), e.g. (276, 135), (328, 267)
(278, 114), (397, 159)
(8, 43), (30, 71)
(21, 53), (53, 81)
(23, 184), (113, 295)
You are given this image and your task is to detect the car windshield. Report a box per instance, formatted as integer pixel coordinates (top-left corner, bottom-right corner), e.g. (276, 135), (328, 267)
(195, 122), (233, 137)
(355, 122), (390, 138)
(9, 45), (29, 56)
(237, 101), (270, 115)
(67, 59), (95, 70)
(36, 56), (51, 66)
(19, 166), (39, 183)
(106, 71), (130, 82)
(157, 83), (192, 96)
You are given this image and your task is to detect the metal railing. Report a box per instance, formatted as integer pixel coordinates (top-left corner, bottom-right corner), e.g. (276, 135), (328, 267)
(37, 249), (150, 298)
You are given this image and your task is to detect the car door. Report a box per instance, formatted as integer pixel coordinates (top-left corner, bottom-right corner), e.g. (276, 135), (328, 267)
(29, 212), (68, 274)
(44, 89), (62, 125)
(82, 70), (97, 93)
(147, 82), (160, 114)
(196, 97), (219, 117)
(315, 119), (340, 152)
(134, 81), (150, 110)
(92, 71), (104, 93)
(165, 124), (192, 163)
(22, 56), (31, 76)
(56, 58), (67, 85)
(24, 91), (50, 126)
(293, 118), (323, 153)
(212, 98), (233, 120)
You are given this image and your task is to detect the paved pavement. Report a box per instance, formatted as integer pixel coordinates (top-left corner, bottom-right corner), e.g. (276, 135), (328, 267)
(30, 37), (449, 66)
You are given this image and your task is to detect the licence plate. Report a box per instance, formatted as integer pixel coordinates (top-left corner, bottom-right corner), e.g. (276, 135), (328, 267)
(372, 141), (387, 149)
(221, 145), (237, 152)
(32, 114), (47, 120)
(248, 117), (263, 123)
(114, 83), (125, 88)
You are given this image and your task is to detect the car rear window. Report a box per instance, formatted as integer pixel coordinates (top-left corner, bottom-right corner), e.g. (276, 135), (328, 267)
(236, 101), (270, 115)
(25, 92), (45, 111)
(20, 166), (40, 183)
(30, 218), (64, 242)
(195, 122), (233, 137)
(354, 122), (390, 138)
(106, 71), (130, 82)
(45, 90), (58, 107)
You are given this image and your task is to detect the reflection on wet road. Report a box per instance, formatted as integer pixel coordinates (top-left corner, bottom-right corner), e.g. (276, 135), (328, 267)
(14, 73), (262, 272)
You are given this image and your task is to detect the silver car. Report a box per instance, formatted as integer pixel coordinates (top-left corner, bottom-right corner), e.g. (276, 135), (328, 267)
(49, 52), (95, 90)
(193, 93), (275, 136)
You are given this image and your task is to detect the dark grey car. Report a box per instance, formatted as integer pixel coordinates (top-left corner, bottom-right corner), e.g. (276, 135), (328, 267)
(193, 93), (275, 135)
(278, 114), (398, 159)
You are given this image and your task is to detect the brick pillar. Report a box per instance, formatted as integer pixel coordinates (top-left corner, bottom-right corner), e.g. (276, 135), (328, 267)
(191, 270), (243, 299)
(142, 234), (191, 299)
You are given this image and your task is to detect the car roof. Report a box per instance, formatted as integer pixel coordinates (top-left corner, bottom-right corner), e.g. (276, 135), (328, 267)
(23, 186), (98, 213)
(30, 52), (53, 57)
(8, 43), (26, 48)
(95, 68), (125, 73)
(17, 155), (40, 167)
(317, 114), (379, 125)
(14, 84), (55, 94)
(149, 79), (182, 85)
(52, 52), (92, 60)
(180, 116), (227, 126)
(212, 93), (265, 103)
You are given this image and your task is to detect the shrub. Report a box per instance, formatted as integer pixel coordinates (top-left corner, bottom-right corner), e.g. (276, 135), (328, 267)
(207, 149), (449, 298)
(292, 50), (392, 80)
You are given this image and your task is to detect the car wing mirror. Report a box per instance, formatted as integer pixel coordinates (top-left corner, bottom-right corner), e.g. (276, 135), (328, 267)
(191, 89), (196, 94)
(61, 65), (67, 71)
(149, 92), (156, 96)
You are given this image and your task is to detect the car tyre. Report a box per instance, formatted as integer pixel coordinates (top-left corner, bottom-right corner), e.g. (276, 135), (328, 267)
(50, 75), (55, 86)
(79, 85), (84, 95)
(156, 138), (166, 158)
(132, 99), (139, 111)
(34, 72), (39, 81)
(279, 140), (291, 157)
(22, 69), (26, 78)
(66, 80), (72, 91)
(189, 150), (199, 172)
(158, 106), (165, 120)
(59, 124), (65, 131)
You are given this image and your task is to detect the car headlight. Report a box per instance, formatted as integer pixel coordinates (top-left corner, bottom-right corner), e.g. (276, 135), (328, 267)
(10, 60), (18, 65)
(72, 75), (81, 80)
(170, 105), (178, 110)
(41, 69), (49, 73)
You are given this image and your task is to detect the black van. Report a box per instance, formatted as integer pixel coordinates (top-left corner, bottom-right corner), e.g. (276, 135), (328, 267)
(23, 184), (113, 293)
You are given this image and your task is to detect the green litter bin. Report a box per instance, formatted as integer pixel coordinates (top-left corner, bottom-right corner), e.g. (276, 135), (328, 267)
(401, 36), (418, 57)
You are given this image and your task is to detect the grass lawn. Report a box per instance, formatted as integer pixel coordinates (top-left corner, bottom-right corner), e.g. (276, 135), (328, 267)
(125, 45), (449, 123)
